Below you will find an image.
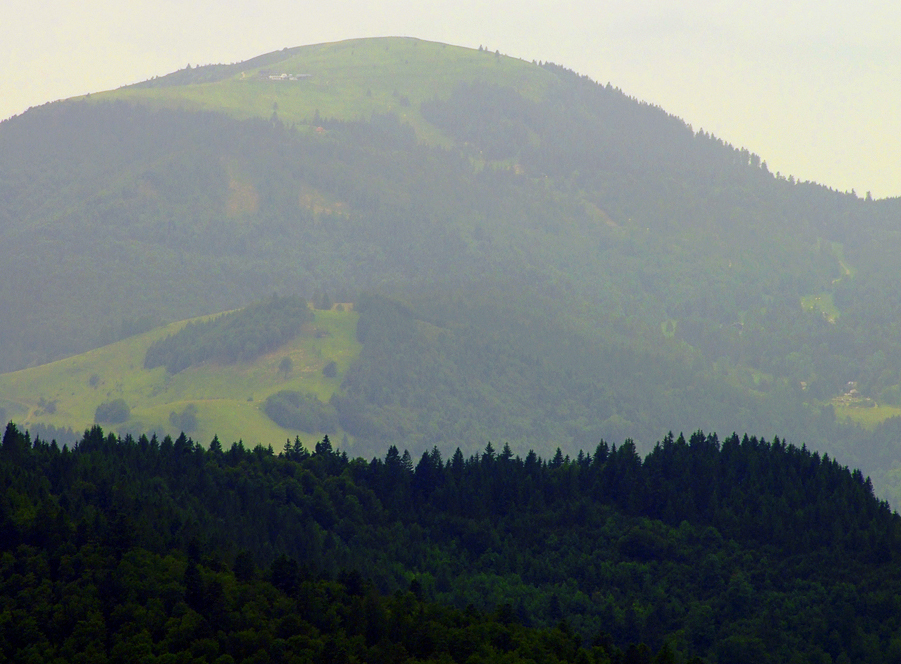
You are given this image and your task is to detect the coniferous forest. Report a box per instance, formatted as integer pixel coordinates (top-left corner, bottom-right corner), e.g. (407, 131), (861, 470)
(143, 296), (313, 374)
(3, 422), (900, 662)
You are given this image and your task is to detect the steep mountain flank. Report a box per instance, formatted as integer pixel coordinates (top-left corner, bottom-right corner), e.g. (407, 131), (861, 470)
(2, 37), (901, 499)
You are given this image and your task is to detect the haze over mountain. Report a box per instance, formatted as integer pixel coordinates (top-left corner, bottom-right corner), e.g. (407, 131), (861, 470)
(2, 37), (901, 502)
(7, 2), (901, 199)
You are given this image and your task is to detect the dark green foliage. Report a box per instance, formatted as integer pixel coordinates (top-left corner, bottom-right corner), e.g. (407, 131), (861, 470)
(322, 360), (338, 378)
(264, 390), (338, 433)
(3, 422), (901, 662)
(0, 422), (656, 663)
(144, 295), (312, 373)
(97, 313), (161, 346)
(0, 543), (624, 664)
(22, 422), (78, 447)
(169, 403), (199, 433)
(94, 398), (130, 423)
(1, 421), (29, 460)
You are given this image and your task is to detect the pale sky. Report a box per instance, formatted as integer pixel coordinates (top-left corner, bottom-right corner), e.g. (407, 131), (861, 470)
(4, 1), (900, 198)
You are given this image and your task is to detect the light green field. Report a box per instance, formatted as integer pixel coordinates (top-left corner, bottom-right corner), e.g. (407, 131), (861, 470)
(90, 38), (555, 146)
(833, 402), (901, 429)
(829, 241), (856, 281)
(800, 241), (856, 323)
(0, 306), (360, 450)
(801, 292), (840, 322)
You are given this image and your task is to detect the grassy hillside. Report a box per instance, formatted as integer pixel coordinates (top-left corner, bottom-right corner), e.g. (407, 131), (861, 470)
(0, 305), (360, 448)
(95, 37), (553, 144)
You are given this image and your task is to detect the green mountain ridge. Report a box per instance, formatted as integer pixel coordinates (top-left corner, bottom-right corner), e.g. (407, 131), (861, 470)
(3, 36), (901, 503)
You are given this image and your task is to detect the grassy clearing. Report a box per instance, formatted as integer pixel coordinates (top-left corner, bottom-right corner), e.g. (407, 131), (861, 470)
(0, 306), (360, 449)
(833, 402), (901, 429)
(799, 241), (855, 323)
(830, 241), (856, 280)
(801, 292), (840, 323)
(89, 38), (554, 145)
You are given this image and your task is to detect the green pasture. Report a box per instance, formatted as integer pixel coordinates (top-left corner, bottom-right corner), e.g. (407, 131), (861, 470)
(829, 241), (856, 281)
(90, 37), (554, 145)
(0, 307), (360, 448)
(801, 292), (840, 323)
(833, 402), (901, 429)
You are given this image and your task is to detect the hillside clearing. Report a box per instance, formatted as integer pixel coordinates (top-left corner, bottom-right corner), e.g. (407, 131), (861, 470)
(0, 306), (360, 448)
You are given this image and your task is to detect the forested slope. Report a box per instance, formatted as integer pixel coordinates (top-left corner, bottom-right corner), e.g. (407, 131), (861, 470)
(3, 422), (900, 662)
(3, 37), (901, 501)
(2, 427), (644, 663)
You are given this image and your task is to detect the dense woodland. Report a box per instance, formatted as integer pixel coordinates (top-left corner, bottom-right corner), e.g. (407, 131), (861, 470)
(330, 291), (901, 508)
(265, 391), (339, 434)
(3, 422), (901, 662)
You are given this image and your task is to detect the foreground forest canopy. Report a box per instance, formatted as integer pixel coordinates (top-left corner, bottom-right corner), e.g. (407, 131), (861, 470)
(3, 422), (900, 662)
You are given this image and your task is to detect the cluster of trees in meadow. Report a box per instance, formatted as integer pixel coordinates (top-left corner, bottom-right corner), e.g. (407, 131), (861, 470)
(3, 421), (900, 662)
(169, 403), (199, 433)
(264, 391), (338, 434)
(94, 398), (131, 424)
(144, 296), (312, 373)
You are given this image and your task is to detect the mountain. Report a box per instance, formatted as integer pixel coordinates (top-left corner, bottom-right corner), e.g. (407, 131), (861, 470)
(2, 36), (901, 500)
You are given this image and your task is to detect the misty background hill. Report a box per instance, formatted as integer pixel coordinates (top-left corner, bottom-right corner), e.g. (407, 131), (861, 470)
(2, 37), (901, 500)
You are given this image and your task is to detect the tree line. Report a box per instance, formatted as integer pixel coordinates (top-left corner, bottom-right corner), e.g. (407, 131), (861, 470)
(144, 295), (312, 373)
(3, 421), (900, 662)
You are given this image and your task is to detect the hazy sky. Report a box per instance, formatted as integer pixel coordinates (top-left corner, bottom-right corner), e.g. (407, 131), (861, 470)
(5, 1), (900, 198)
